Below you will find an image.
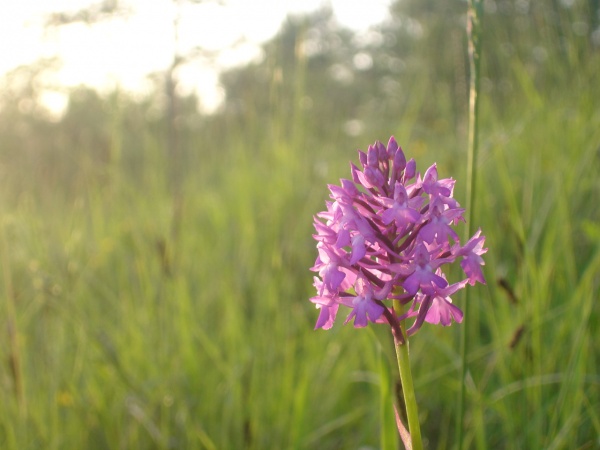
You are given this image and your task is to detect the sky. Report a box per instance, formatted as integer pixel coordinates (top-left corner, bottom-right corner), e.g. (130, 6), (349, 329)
(0, 0), (391, 113)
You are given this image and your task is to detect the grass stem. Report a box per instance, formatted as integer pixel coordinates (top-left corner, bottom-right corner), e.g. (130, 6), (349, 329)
(457, 0), (484, 448)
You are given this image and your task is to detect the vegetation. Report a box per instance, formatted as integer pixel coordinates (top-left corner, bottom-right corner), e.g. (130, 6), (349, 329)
(0, 1), (599, 448)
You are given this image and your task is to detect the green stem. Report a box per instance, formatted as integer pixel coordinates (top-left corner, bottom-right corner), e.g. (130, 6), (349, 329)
(394, 299), (423, 450)
(457, 0), (483, 448)
(379, 343), (398, 450)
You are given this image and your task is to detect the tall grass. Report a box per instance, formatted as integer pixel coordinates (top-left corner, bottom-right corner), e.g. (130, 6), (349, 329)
(1, 17), (599, 450)
(456, 1), (484, 447)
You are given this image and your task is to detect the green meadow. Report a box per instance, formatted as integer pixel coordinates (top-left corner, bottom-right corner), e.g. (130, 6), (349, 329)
(1, 2), (599, 449)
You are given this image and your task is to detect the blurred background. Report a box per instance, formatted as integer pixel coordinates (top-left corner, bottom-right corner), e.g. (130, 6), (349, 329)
(0, 0), (599, 449)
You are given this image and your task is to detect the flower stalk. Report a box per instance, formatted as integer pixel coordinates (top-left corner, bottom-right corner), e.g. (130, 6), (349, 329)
(394, 298), (422, 450)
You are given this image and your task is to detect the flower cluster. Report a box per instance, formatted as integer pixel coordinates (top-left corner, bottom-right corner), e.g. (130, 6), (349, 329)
(310, 137), (487, 336)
